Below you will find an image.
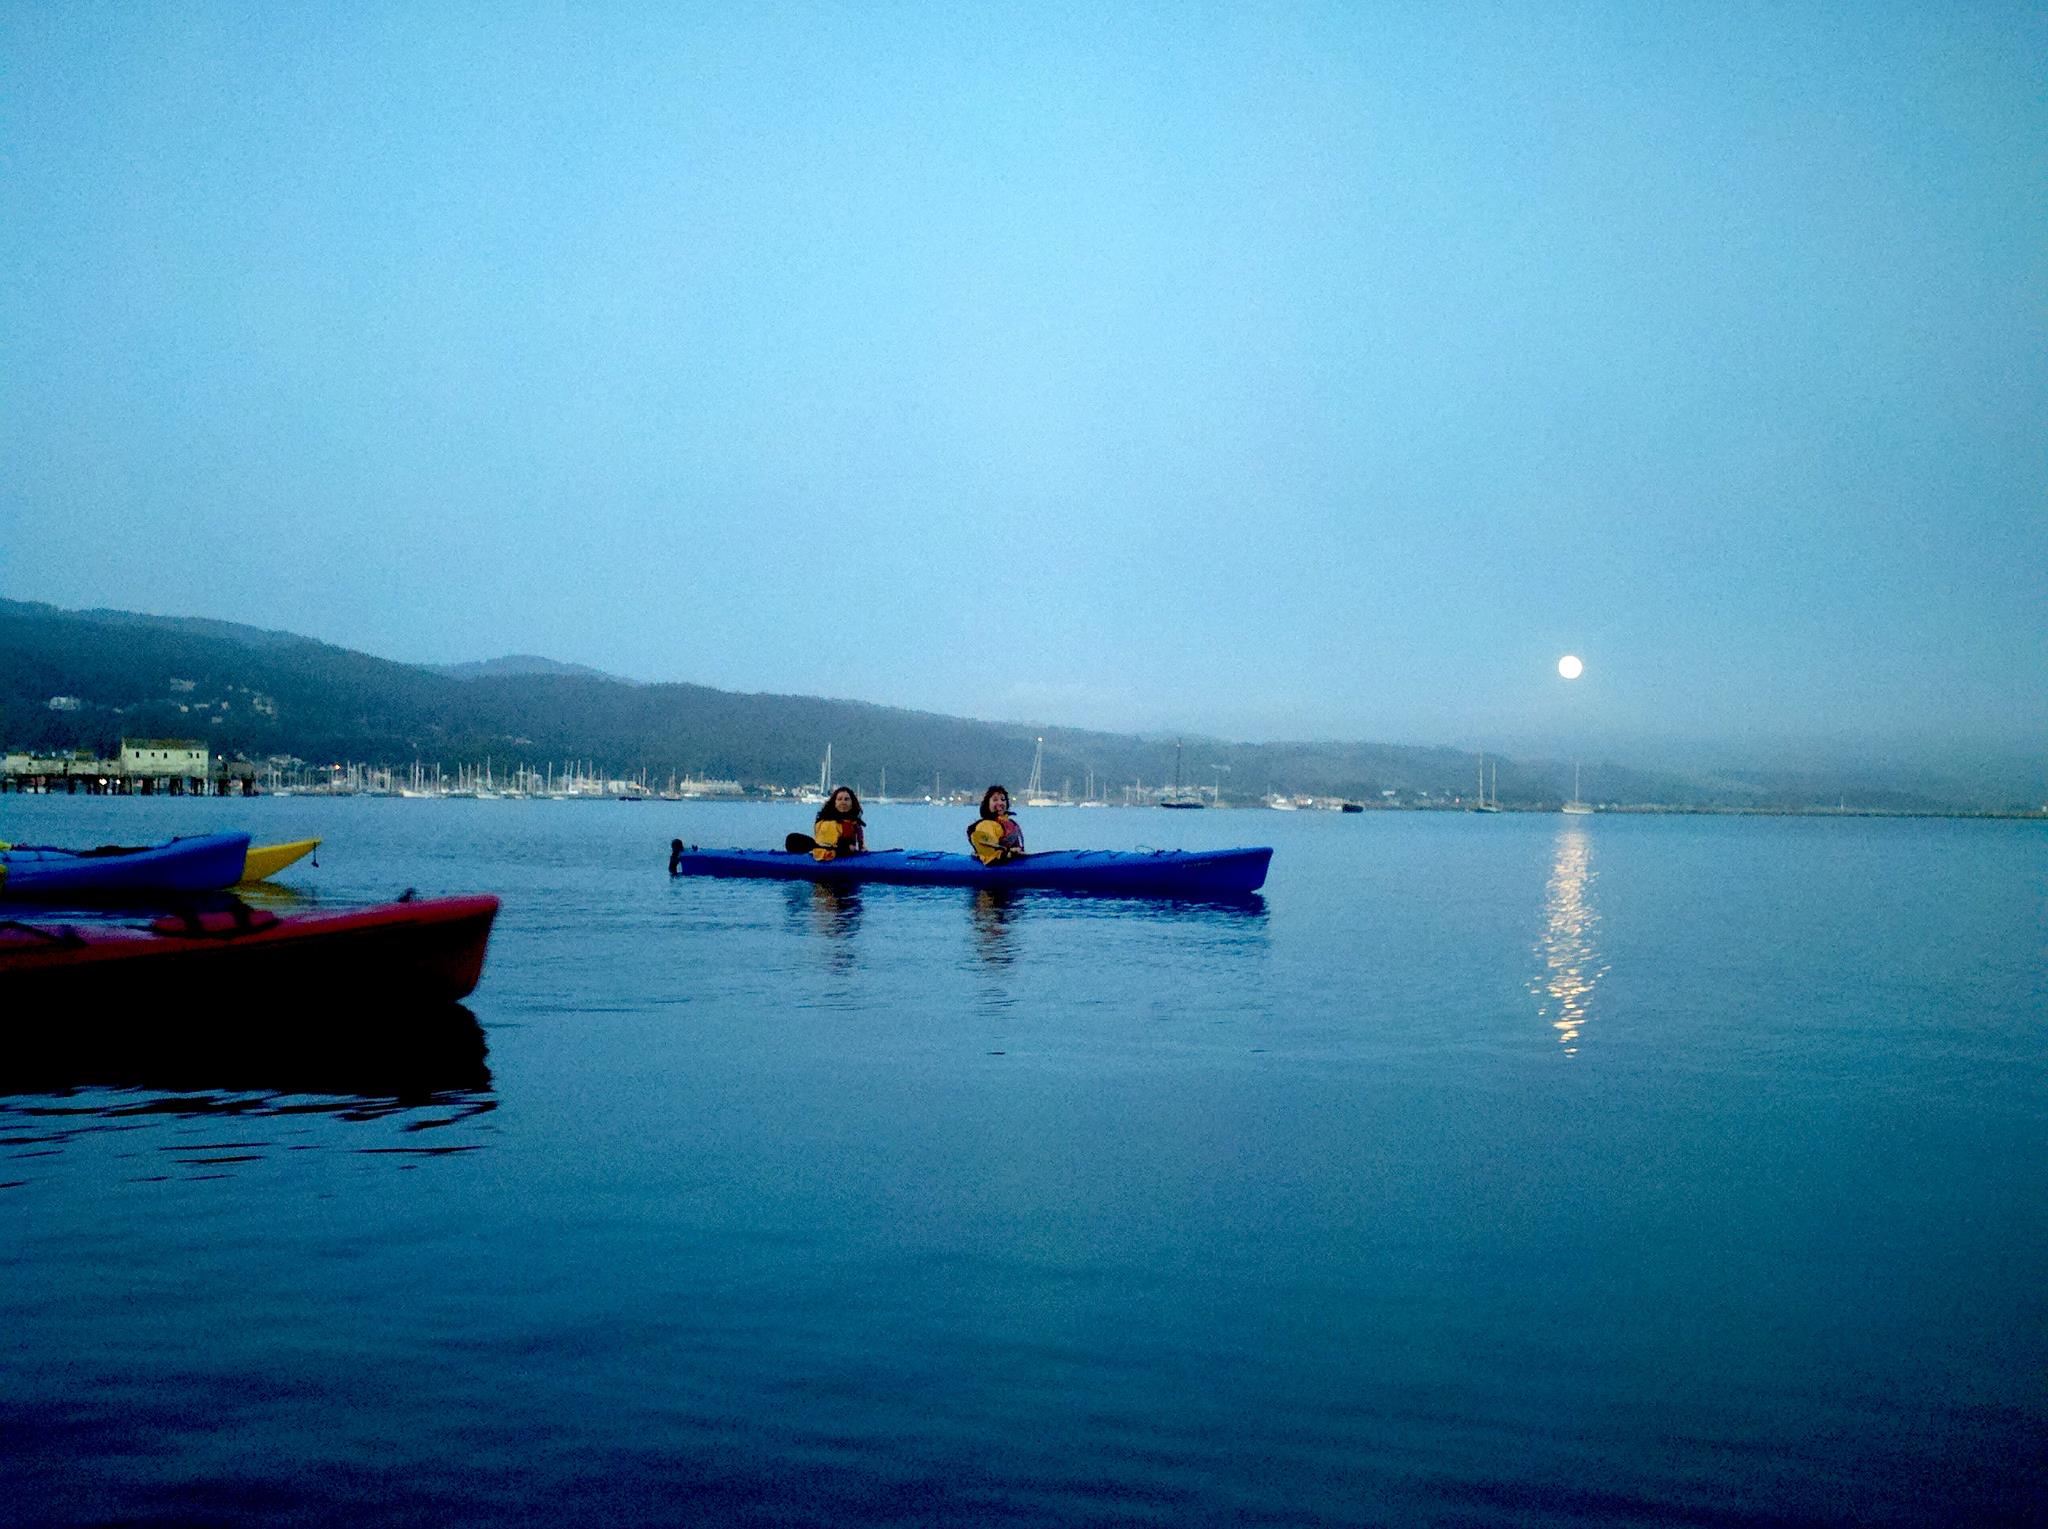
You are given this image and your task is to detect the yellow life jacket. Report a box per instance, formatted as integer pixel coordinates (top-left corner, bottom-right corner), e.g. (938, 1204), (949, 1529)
(811, 817), (864, 861)
(967, 814), (1024, 865)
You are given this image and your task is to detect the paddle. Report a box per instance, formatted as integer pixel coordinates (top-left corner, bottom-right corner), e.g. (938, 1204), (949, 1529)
(784, 832), (899, 856)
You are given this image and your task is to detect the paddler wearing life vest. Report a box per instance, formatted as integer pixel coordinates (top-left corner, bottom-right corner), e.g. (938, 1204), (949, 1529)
(967, 785), (1026, 865)
(812, 786), (867, 861)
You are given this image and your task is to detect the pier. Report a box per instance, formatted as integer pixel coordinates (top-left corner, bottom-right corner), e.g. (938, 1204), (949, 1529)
(1, 740), (258, 796)
(0, 763), (260, 796)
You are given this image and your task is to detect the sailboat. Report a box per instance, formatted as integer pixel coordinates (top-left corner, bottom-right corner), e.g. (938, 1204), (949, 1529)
(1472, 754), (1501, 813)
(799, 745), (830, 806)
(1024, 737), (1061, 807)
(1561, 762), (1594, 815)
(1160, 740), (1205, 808)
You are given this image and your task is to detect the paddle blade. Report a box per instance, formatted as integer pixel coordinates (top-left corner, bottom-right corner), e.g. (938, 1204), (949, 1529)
(784, 833), (817, 854)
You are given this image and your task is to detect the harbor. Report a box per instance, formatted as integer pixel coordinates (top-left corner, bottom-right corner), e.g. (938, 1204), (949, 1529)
(5, 0), (2040, 1519)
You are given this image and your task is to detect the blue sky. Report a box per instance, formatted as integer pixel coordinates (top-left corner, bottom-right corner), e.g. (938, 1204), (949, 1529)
(3, 2), (2041, 766)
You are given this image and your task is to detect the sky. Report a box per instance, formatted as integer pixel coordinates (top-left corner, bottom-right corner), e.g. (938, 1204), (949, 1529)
(2, 2), (2042, 769)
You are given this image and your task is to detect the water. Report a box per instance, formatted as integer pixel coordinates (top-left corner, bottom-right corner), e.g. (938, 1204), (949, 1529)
(3, 798), (2042, 1526)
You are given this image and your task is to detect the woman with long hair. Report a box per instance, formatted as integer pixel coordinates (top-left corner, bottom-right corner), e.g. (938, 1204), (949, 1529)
(812, 785), (866, 861)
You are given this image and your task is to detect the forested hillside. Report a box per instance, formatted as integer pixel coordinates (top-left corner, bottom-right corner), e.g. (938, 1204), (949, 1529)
(0, 600), (1966, 809)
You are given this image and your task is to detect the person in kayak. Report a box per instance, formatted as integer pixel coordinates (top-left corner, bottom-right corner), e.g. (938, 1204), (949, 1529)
(812, 786), (867, 861)
(967, 785), (1026, 865)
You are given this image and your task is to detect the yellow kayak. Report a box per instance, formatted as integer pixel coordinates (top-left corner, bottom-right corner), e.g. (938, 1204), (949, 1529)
(241, 838), (320, 882)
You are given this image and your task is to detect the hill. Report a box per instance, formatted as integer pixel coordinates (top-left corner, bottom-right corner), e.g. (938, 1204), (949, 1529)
(435, 655), (632, 684)
(0, 599), (1996, 810)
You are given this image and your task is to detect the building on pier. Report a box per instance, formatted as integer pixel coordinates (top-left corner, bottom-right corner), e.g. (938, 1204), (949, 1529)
(120, 739), (211, 779)
(1, 738), (258, 795)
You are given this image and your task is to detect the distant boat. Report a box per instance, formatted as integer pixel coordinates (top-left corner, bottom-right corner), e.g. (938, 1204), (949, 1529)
(1340, 802), (1365, 813)
(1473, 754), (1501, 813)
(798, 744), (831, 806)
(1024, 737), (1060, 808)
(1562, 762), (1595, 815)
(1160, 739), (1205, 808)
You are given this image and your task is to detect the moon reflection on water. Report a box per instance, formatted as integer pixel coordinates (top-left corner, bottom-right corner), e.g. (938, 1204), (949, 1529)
(1532, 821), (1609, 1054)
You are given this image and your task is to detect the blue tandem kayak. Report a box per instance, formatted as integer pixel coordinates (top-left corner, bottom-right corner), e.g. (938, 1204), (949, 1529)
(0, 832), (253, 898)
(669, 845), (1273, 897)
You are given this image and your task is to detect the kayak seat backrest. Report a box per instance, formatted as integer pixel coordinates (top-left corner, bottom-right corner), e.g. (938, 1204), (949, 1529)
(151, 907), (282, 939)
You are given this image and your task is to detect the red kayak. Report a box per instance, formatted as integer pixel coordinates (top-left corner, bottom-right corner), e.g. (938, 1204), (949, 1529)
(0, 895), (500, 1008)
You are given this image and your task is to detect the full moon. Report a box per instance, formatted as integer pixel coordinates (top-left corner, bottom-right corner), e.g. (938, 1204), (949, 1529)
(1558, 655), (1584, 680)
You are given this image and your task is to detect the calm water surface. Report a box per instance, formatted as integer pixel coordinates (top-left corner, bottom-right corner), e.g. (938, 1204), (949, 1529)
(2, 798), (2042, 1526)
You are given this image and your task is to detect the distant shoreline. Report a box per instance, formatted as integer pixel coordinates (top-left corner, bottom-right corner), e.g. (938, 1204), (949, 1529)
(8, 599), (2036, 817)
(3, 785), (2039, 823)
(1328, 803), (2048, 822)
